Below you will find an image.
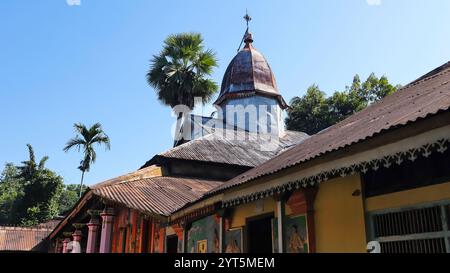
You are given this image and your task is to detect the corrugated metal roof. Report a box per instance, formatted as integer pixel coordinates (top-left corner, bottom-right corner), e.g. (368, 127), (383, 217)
(156, 129), (309, 167)
(209, 61), (450, 194)
(93, 176), (223, 216)
(0, 226), (51, 251)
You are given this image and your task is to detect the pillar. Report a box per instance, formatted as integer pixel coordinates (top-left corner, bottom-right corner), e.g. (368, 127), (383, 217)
(219, 216), (224, 253)
(86, 217), (101, 253)
(55, 238), (63, 253)
(276, 199), (286, 253)
(71, 230), (83, 253)
(62, 238), (71, 253)
(304, 187), (318, 253)
(99, 207), (115, 253)
(181, 224), (186, 254)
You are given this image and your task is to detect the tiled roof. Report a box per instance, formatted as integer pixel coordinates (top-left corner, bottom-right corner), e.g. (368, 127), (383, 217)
(93, 176), (223, 216)
(209, 60), (450, 194)
(0, 226), (51, 252)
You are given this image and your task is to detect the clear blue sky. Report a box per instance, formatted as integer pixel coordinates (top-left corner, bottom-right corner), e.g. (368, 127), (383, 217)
(1, 0), (449, 186)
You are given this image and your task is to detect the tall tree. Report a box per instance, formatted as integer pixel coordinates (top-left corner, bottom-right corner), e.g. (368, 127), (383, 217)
(63, 123), (110, 197)
(146, 33), (218, 142)
(13, 145), (63, 226)
(17, 168), (63, 226)
(286, 85), (332, 135)
(0, 163), (24, 224)
(286, 74), (400, 135)
(17, 144), (48, 181)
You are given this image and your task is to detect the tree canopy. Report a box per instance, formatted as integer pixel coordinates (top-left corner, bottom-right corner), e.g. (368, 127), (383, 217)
(286, 73), (400, 135)
(147, 32), (219, 109)
(64, 122), (110, 197)
(0, 145), (83, 226)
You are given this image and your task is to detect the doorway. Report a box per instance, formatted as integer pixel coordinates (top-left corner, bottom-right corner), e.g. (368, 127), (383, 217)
(166, 235), (178, 253)
(246, 214), (273, 253)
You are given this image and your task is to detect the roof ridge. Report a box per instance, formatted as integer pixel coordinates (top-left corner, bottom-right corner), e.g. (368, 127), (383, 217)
(91, 165), (161, 189)
(403, 61), (450, 89)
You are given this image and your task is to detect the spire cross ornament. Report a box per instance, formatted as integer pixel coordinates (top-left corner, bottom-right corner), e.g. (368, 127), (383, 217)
(243, 10), (252, 28)
(237, 10), (253, 52)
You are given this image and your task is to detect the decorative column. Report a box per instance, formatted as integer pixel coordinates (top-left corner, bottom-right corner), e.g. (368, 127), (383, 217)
(99, 207), (115, 253)
(86, 211), (101, 253)
(218, 216), (224, 253)
(304, 187), (318, 253)
(62, 237), (71, 253)
(55, 238), (63, 253)
(276, 199), (286, 253)
(181, 228), (187, 253)
(216, 208), (228, 253)
(71, 225), (84, 253)
(172, 223), (184, 253)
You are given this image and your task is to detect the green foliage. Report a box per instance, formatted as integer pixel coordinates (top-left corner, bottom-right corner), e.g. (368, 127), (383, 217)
(0, 145), (64, 226)
(64, 122), (110, 197)
(0, 164), (24, 224)
(286, 74), (400, 135)
(58, 184), (86, 215)
(147, 32), (219, 109)
(285, 85), (332, 135)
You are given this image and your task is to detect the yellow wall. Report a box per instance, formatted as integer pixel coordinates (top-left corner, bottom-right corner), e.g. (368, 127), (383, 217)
(365, 181), (450, 212)
(314, 175), (367, 253)
(230, 197), (276, 228)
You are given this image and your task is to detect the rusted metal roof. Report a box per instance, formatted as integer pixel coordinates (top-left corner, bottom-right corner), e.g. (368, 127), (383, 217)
(154, 129), (309, 168)
(0, 226), (52, 252)
(93, 176), (223, 216)
(214, 32), (287, 108)
(209, 61), (450, 194)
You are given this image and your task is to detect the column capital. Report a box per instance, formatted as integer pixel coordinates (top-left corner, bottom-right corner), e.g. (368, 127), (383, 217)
(100, 207), (115, 217)
(87, 217), (101, 227)
(72, 229), (83, 241)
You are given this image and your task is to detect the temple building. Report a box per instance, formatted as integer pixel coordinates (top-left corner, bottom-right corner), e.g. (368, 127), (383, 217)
(47, 28), (308, 253)
(47, 23), (450, 253)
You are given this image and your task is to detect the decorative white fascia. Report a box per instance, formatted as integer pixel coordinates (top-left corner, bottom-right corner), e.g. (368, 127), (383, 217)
(222, 125), (450, 208)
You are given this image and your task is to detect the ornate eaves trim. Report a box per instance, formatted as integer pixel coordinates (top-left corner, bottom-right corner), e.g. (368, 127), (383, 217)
(222, 125), (450, 208)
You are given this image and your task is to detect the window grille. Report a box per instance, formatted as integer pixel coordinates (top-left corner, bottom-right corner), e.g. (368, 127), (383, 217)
(369, 202), (450, 253)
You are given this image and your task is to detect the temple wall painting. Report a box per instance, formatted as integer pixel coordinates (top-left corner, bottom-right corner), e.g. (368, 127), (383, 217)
(186, 215), (220, 253)
(152, 222), (165, 253)
(224, 227), (243, 253)
(272, 215), (309, 253)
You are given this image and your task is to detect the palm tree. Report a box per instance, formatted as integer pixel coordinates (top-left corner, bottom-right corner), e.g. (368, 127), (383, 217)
(17, 144), (48, 181)
(63, 123), (110, 197)
(146, 33), (218, 144)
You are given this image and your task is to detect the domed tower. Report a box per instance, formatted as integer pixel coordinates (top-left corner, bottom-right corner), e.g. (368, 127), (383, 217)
(214, 28), (288, 136)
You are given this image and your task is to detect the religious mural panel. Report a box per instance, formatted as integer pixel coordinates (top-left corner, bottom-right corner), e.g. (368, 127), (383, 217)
(153, 222), (162, 253)
(197, 240), (208, 253)
(272, 214), (309, 253)
(187, 215), (220, 253)
(224, 227), (243, 253)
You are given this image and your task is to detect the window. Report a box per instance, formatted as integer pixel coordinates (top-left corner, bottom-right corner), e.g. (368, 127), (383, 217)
(368, 201), (450, 253)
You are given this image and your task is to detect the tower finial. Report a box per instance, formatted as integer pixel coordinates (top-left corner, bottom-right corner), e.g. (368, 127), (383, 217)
(243, 9), (252, 29)
(237, 10), (253, 52)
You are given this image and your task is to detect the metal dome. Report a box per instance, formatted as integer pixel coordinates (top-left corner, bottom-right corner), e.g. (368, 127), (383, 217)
(214, 32), (288, 109)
